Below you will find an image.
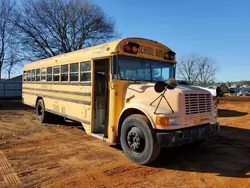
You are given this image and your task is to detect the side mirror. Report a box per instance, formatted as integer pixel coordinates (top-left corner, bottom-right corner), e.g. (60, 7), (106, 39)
(154, 81), (166, 93)
(154, 78), (177, 93)
(166, 78), (177, 90)
(216, 84), (229, 97)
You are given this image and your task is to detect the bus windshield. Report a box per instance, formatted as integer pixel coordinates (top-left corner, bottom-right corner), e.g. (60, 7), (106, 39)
(118, 56), (175, 82)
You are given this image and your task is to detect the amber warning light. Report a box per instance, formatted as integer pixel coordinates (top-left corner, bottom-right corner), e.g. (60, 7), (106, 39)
(124, 42), (140, 54)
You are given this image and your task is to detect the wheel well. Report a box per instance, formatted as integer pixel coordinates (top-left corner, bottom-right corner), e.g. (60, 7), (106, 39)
(35, 97), (43, 107)
(118, 108), (151, 140)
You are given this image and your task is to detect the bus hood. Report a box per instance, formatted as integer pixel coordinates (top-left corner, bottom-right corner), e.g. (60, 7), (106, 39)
(126, 83), (211, 96)
(125, 83), (212, 115)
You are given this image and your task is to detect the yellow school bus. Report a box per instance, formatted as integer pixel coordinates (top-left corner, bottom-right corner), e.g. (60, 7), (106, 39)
(22, 37), (220, 164)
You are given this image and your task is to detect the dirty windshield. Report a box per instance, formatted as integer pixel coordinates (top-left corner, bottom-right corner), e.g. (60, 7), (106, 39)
(118, 56), (175, 81)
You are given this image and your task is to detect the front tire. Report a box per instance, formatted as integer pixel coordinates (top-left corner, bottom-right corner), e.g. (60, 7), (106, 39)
(120, 114), (160, 164)
(36, 99), (50, 123)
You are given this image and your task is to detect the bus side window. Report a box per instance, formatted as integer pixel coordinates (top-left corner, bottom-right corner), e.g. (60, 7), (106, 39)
(36, 69), (41, 81)
(23, 71), (27, 82)
(47, 67), (52, 81)
(80, 61), (91, 81)
(41, 68), (46, 81)
(31, 69), (36, 81)
(70, 63), (79, 81)
(53, 66), (60, 82)
(61, 64), (68, 81)
(27, 70), (31, 81)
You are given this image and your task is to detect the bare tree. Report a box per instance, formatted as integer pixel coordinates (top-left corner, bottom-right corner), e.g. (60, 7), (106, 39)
(14, 0), (118, 60)
(177, 53), (217, 86)
(197, 56), (216, 86)
(3, 45), (24, 79)
(0, 0), (15, 79)
(177, 53), (200, 85)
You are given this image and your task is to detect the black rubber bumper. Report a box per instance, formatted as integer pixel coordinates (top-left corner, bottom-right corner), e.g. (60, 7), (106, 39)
(156, 123), (220, 147)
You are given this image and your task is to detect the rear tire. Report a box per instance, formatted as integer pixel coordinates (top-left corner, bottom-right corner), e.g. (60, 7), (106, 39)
(120, 114), (160, 164)
(36, 99), (50, 123)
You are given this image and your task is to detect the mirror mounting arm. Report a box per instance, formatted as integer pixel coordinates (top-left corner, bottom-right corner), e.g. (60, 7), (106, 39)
(214, 93), (223, 108)
(150, 89), (174, 114)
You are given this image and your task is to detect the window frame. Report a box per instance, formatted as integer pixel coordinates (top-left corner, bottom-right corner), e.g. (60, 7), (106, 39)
(41, 68), (47, 82)
(117, 55), (175, 82)
(47, 67), (53, 82)
(53, 66), (60, 82)
(80, 61), (91, 82)
(61, 64), (69, 82)
(31, 69), (36, 81)
(36, 68), (41, 81)
(27, 70), (31, 81)
(70, 63), (79, 82)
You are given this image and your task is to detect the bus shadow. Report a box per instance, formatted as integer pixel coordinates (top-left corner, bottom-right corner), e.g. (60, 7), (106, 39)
(53, 119), (250, 178)
(218, 109), (248, 117)
(47, 117), (83, 127)
(150, 126), (250, 178)
(0, 101), (33, 110)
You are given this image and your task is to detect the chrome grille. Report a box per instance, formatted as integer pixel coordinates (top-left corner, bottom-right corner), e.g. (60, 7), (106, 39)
(185, 94), (212, 115)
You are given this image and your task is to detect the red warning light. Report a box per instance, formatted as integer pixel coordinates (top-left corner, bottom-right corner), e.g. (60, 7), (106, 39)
(124, 44), (131, 53)
(124, 42), (140, 54)
(164, 51), (176, 60)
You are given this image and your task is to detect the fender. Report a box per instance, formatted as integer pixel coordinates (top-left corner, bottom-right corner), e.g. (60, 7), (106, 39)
(119, 103), (158, 129)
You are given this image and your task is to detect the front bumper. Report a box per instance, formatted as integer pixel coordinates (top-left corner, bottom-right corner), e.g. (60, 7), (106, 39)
(156, 123), (220, 147)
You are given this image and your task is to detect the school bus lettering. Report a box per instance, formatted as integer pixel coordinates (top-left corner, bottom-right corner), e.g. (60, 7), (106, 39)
(61, 106), (66, 114)
(22, 37), (219, 165)
(138, 45), (154, 56)
(155, 48), (167, 58)
(53, 104), (59, 112)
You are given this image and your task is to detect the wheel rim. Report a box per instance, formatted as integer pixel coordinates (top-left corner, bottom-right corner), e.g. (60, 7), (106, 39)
(37, 103), (43, 118)
(127, 127), (145, 153)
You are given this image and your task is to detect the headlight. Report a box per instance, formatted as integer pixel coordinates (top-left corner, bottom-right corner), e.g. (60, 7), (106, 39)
(169, 118), (179, 125)
(156, 116), (179, 126)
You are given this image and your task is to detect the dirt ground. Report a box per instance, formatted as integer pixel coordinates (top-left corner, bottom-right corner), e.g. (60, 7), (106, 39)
(0, 100), (250, 188)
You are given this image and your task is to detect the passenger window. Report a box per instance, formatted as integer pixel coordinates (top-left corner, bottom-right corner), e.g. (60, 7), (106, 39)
(36, 69), (41, 81)
(47, 67), (52, 81)
(27, 71), (31, 81)
(41, 68), (46, 81)
(61, 64), (68, 81)
(31, 70), (36, 81)
(70, 63), (79, 81)
(53, 66), (60, 82)
(23, 71), (27, 81)
(80, 61), (91, 81)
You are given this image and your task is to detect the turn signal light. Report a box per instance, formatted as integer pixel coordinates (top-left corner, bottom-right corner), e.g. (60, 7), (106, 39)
(156, 116), (169, 126)
(124, 42), (140, 54)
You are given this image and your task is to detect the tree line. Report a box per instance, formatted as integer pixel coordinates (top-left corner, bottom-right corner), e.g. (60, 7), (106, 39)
(176, 53), (217, 87)
(0, 0), (117, 79)
(218, 80), (250, 87)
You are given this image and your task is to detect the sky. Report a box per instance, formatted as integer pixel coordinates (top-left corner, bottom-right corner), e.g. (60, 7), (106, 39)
(7, 0), (250, 82)
(93, 0), (250, 82)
